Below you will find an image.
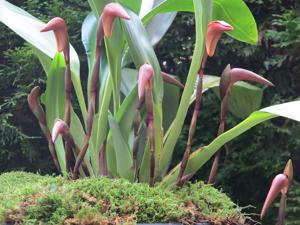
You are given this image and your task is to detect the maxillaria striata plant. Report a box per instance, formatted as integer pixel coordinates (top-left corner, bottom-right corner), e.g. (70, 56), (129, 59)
(1, 0), (300, 221)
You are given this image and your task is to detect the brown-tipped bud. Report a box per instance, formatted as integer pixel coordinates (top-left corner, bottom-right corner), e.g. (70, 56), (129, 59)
(51, 119), (69, 143)
(283, 159), (293, 184)
(102, 3), (130, 38)
(260, 174), (289, 219)
(230, 68), (274, 87)
(27, 86), (46, 123)
(138, 63), (154, 101)
(161, 72), (184, 89)
(219, 64), (232, 100)
(41, 17), (68, 53)
(206, 21), (233, 57)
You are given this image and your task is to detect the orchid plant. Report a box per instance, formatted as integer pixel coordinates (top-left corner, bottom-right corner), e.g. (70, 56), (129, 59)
(1, 0), (300, 221)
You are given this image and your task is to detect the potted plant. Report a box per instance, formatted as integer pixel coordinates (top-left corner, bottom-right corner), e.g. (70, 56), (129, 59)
(0, 0), (299, 224)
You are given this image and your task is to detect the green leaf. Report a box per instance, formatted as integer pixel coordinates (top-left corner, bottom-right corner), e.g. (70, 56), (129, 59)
(88, 0), (110, 17)
(117, 0), (142, 14)
(162, 101), (300, 185)
(108, 113), (134, 181)
(0, 0), (87, 120)
(82, 12), (97, 93)
(120, 68), (138, 96)
(44, 53), (66, 174)
(105, 20), (124, 112)
(106, 87), (138, 177)
(142, 0), (258, 45)
(162, 81), (181, 130)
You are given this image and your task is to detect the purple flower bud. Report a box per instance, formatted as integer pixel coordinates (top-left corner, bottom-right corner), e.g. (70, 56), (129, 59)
(138, 64), (154, 100)
(51, 119), (69, 143)
(261, 174), (289, 219)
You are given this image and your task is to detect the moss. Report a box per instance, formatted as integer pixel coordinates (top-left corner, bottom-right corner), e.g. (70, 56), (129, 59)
(0, 172), (246, 224)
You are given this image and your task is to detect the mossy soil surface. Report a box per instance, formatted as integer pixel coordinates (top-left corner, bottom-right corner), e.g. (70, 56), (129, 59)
(0, 172), (247, 225)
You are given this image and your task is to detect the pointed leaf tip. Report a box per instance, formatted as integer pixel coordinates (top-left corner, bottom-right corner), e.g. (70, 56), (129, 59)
(102, 3), (130, 38)
(161, 72), (184, 89)
(206, 20), (233, 57)
(261, 174), (289, 219)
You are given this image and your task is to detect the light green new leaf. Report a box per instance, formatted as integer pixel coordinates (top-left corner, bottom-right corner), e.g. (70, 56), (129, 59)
(108, 114), (134, 181)
(0, 0), (87, 120)
(142, 0), (258, 45)
(162, 101), (300, 185)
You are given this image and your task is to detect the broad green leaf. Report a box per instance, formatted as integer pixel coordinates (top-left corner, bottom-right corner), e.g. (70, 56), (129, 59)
(106, 87), (138, 177)
(82, 12), (97, 92)
(88, 0), (110, 17)
(159, 0), (209, 177)
(105, 21), (124, 112)
(44, 53), (66, 174)
(108, 114), (134, 181)
(142, 0), (258, 45)
(162, 101), (300, 185)
(117, 0), (142, 14)
(120, 68), (138, 96)
(162, 81), (181, 130)
(0, 0), (87, 120)
(213, 81), (264, 119)
(45, 53), (66, 129)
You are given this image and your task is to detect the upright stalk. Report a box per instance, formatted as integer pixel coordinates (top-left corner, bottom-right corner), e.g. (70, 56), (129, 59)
(73, 18), (104, 179)
(208, 93), (229, 184)
(176, 53), (207, 186)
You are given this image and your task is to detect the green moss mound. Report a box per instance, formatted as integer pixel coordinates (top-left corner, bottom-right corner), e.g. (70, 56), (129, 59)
(0, 172), (246, 225)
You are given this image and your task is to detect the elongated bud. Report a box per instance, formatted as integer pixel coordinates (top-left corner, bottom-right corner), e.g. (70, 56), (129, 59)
(220, 66), (274, 100)
(206, 21), (233, 57)
(260, 174), (289, 219)
(102, 3), (130, 37)
(27, 86), (46, 123)
(161, 72), (184, 89)
(41, 17), (68, 54)
(51, 119), (69, 143)
(138, 64), (154, 100)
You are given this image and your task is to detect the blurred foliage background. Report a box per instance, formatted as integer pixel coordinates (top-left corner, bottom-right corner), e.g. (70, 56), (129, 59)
(0, 0), (299, 224)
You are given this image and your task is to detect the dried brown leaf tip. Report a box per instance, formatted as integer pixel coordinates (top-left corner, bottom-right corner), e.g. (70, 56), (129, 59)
(102, 3), (130, 38)
(206, 21), (233, 57)
(40, 17), (68, 54)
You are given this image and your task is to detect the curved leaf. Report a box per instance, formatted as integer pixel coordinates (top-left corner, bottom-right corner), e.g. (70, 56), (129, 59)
(142, 0), (258, 45)
(162, 101), (300, 185)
